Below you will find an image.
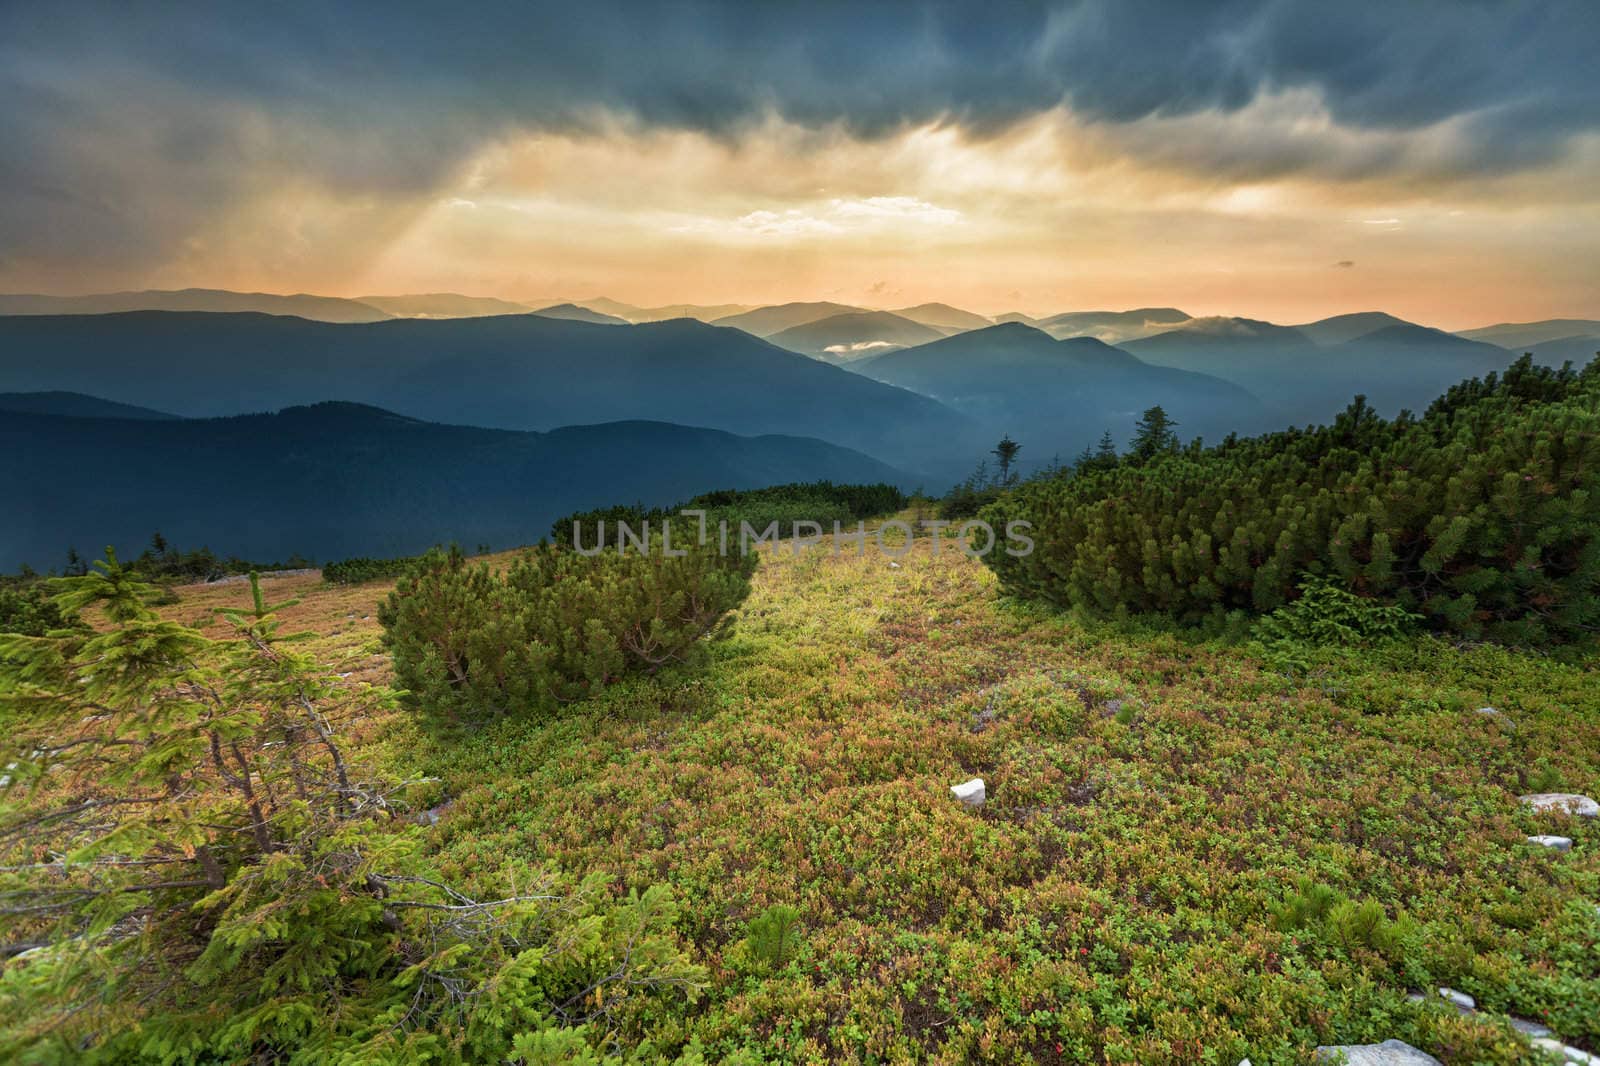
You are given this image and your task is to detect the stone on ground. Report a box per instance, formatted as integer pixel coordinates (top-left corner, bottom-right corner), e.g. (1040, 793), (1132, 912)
(1532, 1037), (1600, 1065)
(1527, 834), (1573, 851)
(1436, 986), (1475, 1012)
(1520, 793), (1599, 818)
(950, 778), (986, 808)
(1313, 1040), (1443, 1065)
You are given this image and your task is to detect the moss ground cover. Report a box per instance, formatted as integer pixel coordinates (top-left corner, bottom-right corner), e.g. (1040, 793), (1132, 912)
(163, 531), (1599, 1064)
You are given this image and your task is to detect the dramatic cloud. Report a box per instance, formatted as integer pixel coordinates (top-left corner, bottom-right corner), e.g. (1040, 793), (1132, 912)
(1, 1), (1596, 323)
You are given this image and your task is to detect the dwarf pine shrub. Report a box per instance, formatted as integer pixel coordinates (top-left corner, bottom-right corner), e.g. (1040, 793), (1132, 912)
(323, 553), (421, 584)
(983, 356), (1600, 643)
(380, 539), (756, 718)
(744, 904), (804, 971)
(1254, 576), (1421, 646)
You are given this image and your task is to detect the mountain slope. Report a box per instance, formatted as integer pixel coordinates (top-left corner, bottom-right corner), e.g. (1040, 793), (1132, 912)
(888, 303), (992, 332)
(1035, 307), (1191, 344)
(0, 312), (975, 477)
(0, 391), (180, 420)
(850, 323), (1268, 461)
(1458, 318), (1600, 349)
(0, 288), (391, 323)
(356, 293), (535, 318)
(1292, 311), (1412, 346)
(711, 302), (865, 336)
(764, 311), (947, 360)
(1524, 334), (1600, 368)
(0, 404), (909, 570)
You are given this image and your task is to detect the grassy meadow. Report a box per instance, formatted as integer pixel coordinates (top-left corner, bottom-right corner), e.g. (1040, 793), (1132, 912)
(158, 523), (1600, 1064)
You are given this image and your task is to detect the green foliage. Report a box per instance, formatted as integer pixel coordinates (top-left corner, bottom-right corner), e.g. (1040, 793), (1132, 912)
(984, 357), (1600, 643)
(0, 581), (82, 637)
(938, 460), (1008, 520)
(551, 481), (908, 548)
(1128, 405), (1181, 462)
(380, 540), (757, 719)
(0, 554), (703, 1062)
(1254, 576), (1421, 647)
(1272, 878), (1412, 959)
(744, 904), (804, 971)
(323, 553), (420, 585)
(991, 435), (1022, 482)
(1072, 430), (1122, 475)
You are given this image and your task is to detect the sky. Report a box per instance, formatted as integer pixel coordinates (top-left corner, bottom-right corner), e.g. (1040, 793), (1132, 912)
(2, 1), (1597, 329)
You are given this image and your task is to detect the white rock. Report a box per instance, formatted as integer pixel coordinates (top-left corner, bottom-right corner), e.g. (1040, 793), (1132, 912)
(1437, 986), (1475, 1012)
(1476, 706), (1500, 715)
(950, 778), (986, 808)
(1314, 1040), (1443, 1065)
(1533, 1038), (1600, 1065)
(1527, 835), (1573, 852)
(1520, 793), (1599, 818)
(889, 561), (901, 569)
(1510, 1018), (1554, 1039)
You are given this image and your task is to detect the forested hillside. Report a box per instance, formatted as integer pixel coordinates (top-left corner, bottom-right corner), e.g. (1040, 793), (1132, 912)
(0, 404), (907, 569)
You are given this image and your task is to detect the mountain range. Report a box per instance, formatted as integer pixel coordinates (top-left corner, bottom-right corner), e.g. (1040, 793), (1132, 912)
(0, 401), (906, 570)
(4, 289), (1595, 567)
(0, 311), (975, 477)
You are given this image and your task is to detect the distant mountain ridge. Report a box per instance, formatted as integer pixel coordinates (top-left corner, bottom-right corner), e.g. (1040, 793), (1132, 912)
(764, 311), (947, 360)
(1457, 318), (1600, 349)
(1291, 311), (1410, 346)
(1034, 308), (1191, 345)
(849, 323), (1269, 460)
(0, 403), (910, 570)
(1123, 315), (1520, 421)
(0, 288), (391, 323)
(533, 303), (630, 325)
(889, 303), (993, 332)
(711, 302), (866, 336)
(356, 293), (535, 318)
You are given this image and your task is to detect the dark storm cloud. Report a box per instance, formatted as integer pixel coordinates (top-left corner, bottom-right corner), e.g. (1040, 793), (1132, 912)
(1, 0), (1596, 279)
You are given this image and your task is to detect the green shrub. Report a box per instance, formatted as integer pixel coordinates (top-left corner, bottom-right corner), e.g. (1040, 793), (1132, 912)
(1253, 576), (1421, 646)
(0, 581), (82, 636)
(380, 540), (757, 719)
(744, 904), (804, 971)
(939, 464), (1007, 520)
(323, 553), (420, 585)
(983, 357), (1600, 643)
(1272, 877), (1412, 959)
